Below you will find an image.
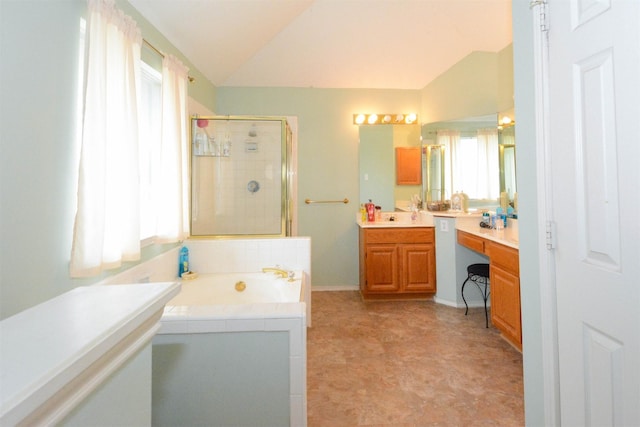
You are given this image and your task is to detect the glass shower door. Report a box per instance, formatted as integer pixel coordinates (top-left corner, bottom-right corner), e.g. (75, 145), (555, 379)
(190, 116), (292, 237)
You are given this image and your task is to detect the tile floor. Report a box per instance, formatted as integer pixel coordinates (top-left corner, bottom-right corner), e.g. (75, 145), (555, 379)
(307, 291), (524, 426)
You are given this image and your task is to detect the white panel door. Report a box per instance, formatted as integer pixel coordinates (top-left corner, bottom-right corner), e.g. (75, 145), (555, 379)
(547, 0), (640, 425)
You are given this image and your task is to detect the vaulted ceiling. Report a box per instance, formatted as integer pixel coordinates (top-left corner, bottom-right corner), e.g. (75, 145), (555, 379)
(128, 0), (512, 90)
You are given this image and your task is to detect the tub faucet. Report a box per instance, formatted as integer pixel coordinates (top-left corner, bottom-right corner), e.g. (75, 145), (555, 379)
(262, 267), (289, 278)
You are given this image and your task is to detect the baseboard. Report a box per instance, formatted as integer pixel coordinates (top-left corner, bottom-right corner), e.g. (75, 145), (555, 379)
(433, 297), (462, 308)
(434, 297), (490, 309)
(312, 285), (360, 292)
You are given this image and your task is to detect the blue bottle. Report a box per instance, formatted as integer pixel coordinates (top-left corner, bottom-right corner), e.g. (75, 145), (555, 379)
(178, 246), (189, 277)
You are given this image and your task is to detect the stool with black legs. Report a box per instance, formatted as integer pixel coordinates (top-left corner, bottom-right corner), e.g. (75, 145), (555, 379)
(461, 263), (491, 328)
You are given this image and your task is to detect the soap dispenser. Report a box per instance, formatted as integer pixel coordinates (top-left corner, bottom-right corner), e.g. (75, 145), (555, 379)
(178, 246), (190, 278)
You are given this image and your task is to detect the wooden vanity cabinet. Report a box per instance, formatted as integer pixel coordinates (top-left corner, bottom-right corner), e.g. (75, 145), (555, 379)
(395, 147), (422, 185)
(359, 227), (436, 299)
(457, 230), (522, 350)
(487, 242), (521, 350)
(457, 230), (487, 254)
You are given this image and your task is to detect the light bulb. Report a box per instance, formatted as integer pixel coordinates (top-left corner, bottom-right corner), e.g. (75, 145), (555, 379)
(367, 114), (378, 124)
(355, 114), (365, 124)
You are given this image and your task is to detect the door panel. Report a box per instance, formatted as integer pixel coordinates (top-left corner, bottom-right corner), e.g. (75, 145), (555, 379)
(547, 0), (640, 424)
(365, 244), (399, 292)
(400, 244), (436, 292)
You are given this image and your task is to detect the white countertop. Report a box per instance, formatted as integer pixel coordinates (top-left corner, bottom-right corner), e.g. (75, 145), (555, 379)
(431, 211), (483, 218)
(357, 211), (435, 228)
(455, 216), (519, 249)
(0, 282), (180, 425)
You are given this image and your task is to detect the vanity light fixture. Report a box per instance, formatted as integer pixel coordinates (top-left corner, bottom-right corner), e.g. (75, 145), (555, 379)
(352, 113), (418, 125)
(498, 115), (514, 129)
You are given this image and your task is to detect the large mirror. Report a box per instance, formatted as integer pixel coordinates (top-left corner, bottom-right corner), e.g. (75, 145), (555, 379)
(421, 114), (510, 210)
(358, 124), (421, 211)
(358, 116), (517, 212)
(498, 123), (516, 202)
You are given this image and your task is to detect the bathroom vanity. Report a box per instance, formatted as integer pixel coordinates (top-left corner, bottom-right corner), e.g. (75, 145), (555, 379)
(357, 213), (436, 299)
(456, 218), (521, 350)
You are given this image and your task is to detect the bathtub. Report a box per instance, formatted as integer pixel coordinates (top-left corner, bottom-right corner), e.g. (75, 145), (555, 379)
(167, 271), (303, 306)
(152, 271), (307, 427)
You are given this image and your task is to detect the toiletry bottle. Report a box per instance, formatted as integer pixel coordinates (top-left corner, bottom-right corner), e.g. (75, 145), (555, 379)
(482, 211), (490, 226)
(360, 204), (367, 222)
(365, 200), (375, 222)
(178, 246), (189, 277)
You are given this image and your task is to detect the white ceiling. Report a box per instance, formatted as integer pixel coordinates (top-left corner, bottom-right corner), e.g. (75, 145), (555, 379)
(128, 0), (512, 90)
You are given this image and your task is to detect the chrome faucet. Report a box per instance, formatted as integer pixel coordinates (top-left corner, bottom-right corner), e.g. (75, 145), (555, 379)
(262, 267), (289, 278)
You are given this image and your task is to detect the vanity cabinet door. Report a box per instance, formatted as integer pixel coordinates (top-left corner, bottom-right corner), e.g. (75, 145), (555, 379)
(400, 244), (436, 292)
(364, 244), (400, 292)
(488, 242), (521, 350)
(457, 230), (486, 254)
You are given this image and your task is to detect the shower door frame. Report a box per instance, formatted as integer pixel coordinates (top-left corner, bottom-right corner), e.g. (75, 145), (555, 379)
(189, 115), (293, 238)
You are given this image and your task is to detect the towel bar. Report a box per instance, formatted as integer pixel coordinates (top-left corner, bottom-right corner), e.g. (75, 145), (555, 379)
(304, 198), (349, 204)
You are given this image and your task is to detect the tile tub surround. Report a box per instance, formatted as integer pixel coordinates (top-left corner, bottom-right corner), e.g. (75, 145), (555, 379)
(96, 238), (311, 424)
(156, 303), (307, 426)
(100, 237), (313, 326)
(186, 237), (312, 325)
(307, 291), (524, 426)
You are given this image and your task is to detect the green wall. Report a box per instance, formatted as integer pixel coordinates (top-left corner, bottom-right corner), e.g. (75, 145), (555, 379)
(421, 45), (514, 123)
(512, 2), (546, 424)
(0, 0), (215, 319)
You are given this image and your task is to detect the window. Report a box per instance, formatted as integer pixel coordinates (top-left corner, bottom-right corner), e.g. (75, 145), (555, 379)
(70, 0), (189, 278)
(438, 129), (499, 200)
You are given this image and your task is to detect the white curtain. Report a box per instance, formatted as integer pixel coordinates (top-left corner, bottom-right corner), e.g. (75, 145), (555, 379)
(70, 0), (142, 277)
(154, 54), (190, 242)
(437, 128), (499, 200)
(475, 128), (499, 200)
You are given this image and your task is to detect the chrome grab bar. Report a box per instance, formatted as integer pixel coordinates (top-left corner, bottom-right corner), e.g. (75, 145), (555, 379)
(304, 198), (349, 204)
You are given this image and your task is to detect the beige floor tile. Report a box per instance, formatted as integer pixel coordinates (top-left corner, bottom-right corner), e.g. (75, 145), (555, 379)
(307, 291), (524, 426)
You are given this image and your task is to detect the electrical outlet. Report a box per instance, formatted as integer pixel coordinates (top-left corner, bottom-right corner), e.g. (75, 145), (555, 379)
(439, 220), (449, 232)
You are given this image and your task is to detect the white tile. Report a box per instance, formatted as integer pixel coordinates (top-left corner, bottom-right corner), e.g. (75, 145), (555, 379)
(224, 318), (265, 332)
(289, 395), (307, 427)
(158, 320), (188, 334)
(187, 319), (226, 333)
(289, 355), (306, 396)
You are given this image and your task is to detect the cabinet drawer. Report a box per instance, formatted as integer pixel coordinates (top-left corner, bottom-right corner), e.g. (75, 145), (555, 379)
(488, 242), (519, 274)
(364, 227), (434, 244)
(457, 230), (486, 254)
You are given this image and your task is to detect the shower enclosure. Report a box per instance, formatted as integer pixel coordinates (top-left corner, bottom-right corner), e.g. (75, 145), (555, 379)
(190, 116), (293, 237)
